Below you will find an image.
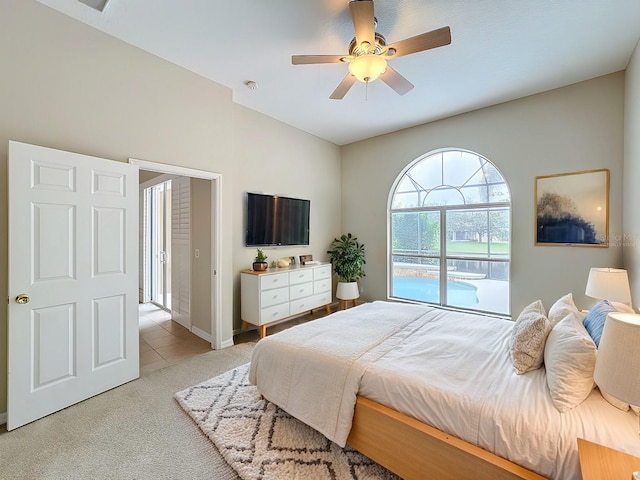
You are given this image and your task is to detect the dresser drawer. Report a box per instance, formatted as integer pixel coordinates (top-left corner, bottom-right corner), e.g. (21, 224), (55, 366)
(290, 292), (331, 316)
(260, 272), (289, 290)
(260, 286), (289, 308)
(289, 269), (313, 285)
(313, 265), (332, 280)
(312, 291), (332, 307)
(313, 278), (331, 294)
(259, 303), (290, 325)
(290, 282), (313, 301)
(290, 297), (314, 316)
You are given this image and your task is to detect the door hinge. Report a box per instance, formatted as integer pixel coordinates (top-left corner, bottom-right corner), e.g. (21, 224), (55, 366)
(212, 268), (217, 276)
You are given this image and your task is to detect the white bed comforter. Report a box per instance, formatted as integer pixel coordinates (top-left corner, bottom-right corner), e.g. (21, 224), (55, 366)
(248, 301), (433, 446)
(249, 301), (640, 480)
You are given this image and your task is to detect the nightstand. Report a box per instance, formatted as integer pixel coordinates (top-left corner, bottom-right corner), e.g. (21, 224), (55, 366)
(578, 438), (640, 480)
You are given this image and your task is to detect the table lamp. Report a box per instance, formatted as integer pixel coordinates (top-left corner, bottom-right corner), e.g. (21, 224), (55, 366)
(585, 267), (632, 306)
(594, 312), (640, 444)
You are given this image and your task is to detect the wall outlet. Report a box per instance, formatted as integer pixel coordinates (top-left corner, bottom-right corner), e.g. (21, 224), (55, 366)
(194, 248), (200, 258)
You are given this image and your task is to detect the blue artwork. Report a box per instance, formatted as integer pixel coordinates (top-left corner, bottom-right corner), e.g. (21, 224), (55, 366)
(535, 170), (608, 247)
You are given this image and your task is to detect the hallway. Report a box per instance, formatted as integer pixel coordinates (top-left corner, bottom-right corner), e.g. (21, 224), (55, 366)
(139, 303), (211, 375)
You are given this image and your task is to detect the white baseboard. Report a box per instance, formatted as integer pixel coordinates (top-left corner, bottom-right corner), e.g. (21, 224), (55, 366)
(220, 338), (235, 349)
(191, 326), (212, 343)
(0, 411), (7, 425)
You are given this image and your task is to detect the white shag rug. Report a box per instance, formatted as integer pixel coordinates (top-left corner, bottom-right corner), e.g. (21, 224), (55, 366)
(175, 363), (399, 480)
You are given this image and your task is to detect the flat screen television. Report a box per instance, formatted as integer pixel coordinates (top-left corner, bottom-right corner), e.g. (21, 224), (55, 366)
(245, 192), (310, 247)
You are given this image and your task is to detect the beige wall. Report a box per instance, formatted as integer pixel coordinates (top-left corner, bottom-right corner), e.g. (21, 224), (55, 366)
(340, 73), (626, 316)
(623, 40), (640, 305)
(230, 104), (342, 330)
(0, 0), (341, 414)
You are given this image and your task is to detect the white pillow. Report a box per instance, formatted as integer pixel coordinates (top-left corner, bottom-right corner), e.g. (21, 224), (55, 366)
(544, 316), (597, 412)
(509, 300), (551, 374)
(548, 293), (584, 327)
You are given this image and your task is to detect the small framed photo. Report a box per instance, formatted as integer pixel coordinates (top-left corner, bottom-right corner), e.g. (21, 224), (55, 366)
(299, 254), (313, 264)
(535, 169), (609, 247)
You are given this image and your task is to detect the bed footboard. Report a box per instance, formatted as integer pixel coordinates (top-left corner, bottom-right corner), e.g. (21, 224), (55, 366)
(347, 396), (547, 480)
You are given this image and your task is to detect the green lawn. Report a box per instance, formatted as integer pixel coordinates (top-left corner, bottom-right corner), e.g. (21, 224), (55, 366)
(446, 241), (509, 254)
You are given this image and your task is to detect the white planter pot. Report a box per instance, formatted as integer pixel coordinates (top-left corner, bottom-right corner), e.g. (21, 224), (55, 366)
(336, 281), (360, 300)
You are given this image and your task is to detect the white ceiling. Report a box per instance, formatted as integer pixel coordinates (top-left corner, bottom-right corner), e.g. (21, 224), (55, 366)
(35, 0), (640, 145)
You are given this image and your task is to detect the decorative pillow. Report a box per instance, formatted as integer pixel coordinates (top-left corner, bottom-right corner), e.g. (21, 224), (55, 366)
(544, 316), (597, 412)
(599, 388), (630, 411)
(548, 293), (584, 327)
(509, 300), (551, 374)
(583, 300), (617, 347)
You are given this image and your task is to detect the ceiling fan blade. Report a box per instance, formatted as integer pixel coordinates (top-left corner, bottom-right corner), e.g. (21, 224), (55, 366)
(379, 66), (414, 96)
(329, 74), (357, 100)
(292, 55), (345, 65)
(349, 0), (375, 47)
(386, 26), (451, 58)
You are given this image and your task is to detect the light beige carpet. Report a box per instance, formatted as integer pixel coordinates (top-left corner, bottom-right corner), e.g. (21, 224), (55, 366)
(0, 343), (254, 479)
(176, 363), (399, 480)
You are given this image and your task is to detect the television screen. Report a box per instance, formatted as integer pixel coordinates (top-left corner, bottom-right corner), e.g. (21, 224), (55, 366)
(245, 192), (310, 246)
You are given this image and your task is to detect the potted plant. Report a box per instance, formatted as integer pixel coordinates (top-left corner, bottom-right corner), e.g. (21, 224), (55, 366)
(327, 233), (366, 304)
(252, 249), (268, 271)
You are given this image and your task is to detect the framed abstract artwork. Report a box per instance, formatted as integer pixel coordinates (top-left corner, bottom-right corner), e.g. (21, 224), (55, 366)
(535, 169), (609, 247)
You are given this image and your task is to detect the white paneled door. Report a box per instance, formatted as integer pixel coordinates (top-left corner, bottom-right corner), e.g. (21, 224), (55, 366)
(7, 141), (139, 430)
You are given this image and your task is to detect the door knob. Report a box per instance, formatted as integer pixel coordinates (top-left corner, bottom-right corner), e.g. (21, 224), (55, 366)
(15, 294), (30, 304)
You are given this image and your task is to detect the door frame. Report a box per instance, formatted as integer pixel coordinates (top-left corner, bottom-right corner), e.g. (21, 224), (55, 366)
(130, 159), (222, 350)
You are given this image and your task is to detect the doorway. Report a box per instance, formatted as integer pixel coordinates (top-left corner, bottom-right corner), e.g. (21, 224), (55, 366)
(130, 158), (223, 350)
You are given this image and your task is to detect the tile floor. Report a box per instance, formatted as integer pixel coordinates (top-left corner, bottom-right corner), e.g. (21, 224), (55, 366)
(139, 303), (212, 375)
(139, 302), (333, 375)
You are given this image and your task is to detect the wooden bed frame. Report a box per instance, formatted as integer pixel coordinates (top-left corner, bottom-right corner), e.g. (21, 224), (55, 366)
(347, 396), (548, 480)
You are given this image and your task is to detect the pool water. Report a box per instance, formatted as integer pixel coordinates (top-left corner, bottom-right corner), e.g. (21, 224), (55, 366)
(392, 277), (479, 306)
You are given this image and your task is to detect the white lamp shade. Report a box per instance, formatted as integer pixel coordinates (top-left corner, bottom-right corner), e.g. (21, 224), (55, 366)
(593, 312), (640, 406)
(348, 54), (387, 83)
(585, 267), (632, 304)
(336, 281), (360, 300)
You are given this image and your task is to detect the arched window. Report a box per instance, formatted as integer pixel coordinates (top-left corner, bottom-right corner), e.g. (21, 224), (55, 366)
(389, 149), (511, 316)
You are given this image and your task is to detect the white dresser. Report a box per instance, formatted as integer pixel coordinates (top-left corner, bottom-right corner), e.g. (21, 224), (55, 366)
(241, 263), (332, 337)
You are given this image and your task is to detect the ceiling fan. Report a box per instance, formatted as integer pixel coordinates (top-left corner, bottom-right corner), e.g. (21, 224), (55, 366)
(292, 0), (451, 99)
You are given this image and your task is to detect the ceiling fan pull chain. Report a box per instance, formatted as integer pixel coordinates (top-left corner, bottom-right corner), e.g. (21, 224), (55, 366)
(365, 79), (369, 101)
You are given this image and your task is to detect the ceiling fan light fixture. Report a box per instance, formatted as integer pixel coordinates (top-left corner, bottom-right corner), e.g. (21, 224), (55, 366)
(348, 54), (387, 83)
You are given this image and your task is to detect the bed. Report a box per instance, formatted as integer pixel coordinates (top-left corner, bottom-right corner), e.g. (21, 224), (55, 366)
(248, 301), (640, 480)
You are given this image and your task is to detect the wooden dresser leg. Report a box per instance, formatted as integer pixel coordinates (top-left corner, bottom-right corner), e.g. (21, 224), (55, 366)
(354, 298), (359, 307)
(260, 325), (267, 338)
(242, 321), (249, 332)
(325, 304), (331, 315)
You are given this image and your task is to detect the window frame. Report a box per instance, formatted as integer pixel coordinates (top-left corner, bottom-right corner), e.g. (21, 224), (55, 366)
(387, 148), (511, 316)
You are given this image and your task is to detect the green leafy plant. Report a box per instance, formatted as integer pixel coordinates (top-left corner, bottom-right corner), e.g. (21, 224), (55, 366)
(255, 249), (268, 262)
(327, 233), (366, 282)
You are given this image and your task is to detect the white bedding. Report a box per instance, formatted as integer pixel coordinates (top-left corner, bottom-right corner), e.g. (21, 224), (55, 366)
(249, 301), (640, 480)
(248, 301), (433, 445)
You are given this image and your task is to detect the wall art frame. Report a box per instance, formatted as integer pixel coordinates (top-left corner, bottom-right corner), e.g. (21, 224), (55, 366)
(535, 169), (609, 247)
